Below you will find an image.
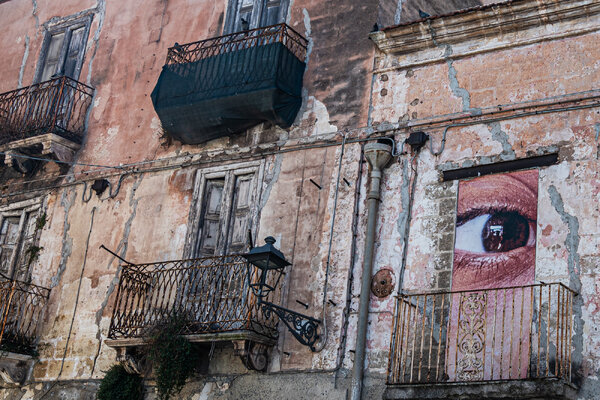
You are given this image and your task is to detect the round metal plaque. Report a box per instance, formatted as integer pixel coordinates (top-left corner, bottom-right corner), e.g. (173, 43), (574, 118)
(371, 269), (394, 298)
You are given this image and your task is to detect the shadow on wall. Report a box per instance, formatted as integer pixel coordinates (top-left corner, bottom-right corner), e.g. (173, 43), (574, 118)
(377, 0), (490, 27)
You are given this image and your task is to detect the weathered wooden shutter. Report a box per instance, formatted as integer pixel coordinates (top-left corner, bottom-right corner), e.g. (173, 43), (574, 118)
(224, 173), (256, 253)
(0, 217), (21, 276)
(261, 0), (283, 26)
(232, 0), (257, 32)
(13, 212), (37, 282)
(40, 32), (66, 82)
(63, 26), (87, 79)
(195, 178), (225, 257)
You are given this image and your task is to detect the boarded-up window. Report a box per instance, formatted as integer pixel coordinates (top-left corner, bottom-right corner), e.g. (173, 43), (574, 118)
(36, 16), (91, 83)
(190, 163), (262, 257)
(224, 0), (288, 34)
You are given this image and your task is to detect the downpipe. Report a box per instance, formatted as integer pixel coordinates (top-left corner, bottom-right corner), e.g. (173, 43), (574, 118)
(350, 142), (392, 400)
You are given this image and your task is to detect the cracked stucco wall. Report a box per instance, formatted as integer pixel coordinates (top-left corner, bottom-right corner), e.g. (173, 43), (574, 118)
(369, 13), (600, 399)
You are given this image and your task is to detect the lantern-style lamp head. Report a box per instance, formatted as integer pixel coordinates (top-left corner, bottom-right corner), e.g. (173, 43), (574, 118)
(242, 236), (290, 298)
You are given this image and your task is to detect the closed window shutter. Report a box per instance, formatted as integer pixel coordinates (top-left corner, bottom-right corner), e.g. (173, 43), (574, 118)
(0, 217), (21, 276)
(195, 179), (225, 257)
(262, 0), (283, 26)
(63, 26), (86, 79)
(224, 173), (255, 254)
(40, 32), (66, 82)
(14, 212), (37, 282)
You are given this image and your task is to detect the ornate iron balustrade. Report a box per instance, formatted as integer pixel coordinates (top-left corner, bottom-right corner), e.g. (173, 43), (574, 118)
(0, 76), (94, 146)
(0, 278), (50, 355)
(387, 283), (576, 385)
(165, 23), (308, 65)
(108, 255), (280, 341)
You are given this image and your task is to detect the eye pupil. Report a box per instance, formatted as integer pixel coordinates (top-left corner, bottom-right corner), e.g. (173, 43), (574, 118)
(482, 212), (529, 252)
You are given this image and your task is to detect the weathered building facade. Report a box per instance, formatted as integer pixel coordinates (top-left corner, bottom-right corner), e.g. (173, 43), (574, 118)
(0, 0), (598, 399)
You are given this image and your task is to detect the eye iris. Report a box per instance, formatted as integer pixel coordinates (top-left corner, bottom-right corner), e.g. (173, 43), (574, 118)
(482, 211), (529, 252)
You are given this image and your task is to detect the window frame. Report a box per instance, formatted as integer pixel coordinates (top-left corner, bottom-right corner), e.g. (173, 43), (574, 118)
(0, 198), (43, 282)
(223, 0), (289, 34)
(185, 160), (265, 258)
(34, 14), (93, 84)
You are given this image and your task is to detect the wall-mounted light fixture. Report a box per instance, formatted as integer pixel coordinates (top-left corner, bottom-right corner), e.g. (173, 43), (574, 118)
(242, 237), (321, 351)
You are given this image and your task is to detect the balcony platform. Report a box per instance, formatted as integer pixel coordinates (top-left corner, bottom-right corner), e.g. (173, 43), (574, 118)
(105, 329), (276, 348)
(151, 24), (307, 144)
(384, 379), (577, 400)
(0, 133), (81, 165)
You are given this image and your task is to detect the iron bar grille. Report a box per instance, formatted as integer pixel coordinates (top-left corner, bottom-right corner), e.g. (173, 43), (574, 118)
(108, 255), (280, 340)
(0, 278), (50, 355)
(387, 283), (576, 385)
(165, 23), (308, 65)
(0, 76), (94, 146)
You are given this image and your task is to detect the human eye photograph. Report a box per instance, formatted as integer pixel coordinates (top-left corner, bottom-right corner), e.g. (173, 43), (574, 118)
(452, 169), (538, 291)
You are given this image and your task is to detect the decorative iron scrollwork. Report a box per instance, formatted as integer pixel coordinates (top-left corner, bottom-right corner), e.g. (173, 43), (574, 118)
(260, 301), (321, 351)
(456, 292), (487, 381)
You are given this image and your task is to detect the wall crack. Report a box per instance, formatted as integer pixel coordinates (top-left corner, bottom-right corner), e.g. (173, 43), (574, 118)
(428, 21), (481, 116)
(90, 174), (144, 376)
(548, 185), (583, 383)
(487, 121), (516, 161)
(50, 188), (76, 288)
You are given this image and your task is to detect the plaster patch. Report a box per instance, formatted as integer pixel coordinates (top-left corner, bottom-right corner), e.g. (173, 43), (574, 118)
(18, 36), (30, 89)
(548, 185), (584, 382)
(312, 97), (337, 135)
(86, 0), (106, 85)
(197, 382), (213, 400)
(487, 121), (516, 160)
(302, 9), (313, 64)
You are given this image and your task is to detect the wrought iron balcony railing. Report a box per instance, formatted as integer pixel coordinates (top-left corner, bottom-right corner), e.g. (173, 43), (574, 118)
(151, 23), (308, 144)
(0, 278), (50, 356)
(387, 283), (575, 386)
(108, 255), (280, 341)
(165, 23), (308, 65)
(0, 76), (94, 146)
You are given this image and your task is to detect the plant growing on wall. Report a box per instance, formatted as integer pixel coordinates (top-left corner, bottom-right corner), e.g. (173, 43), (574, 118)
(147, 315), (200, 400)
(97, 364), (144, 400)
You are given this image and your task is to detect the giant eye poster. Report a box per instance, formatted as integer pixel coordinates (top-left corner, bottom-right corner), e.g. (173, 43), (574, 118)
(453, 169), (538, 291)
(447, 169), (538, 382)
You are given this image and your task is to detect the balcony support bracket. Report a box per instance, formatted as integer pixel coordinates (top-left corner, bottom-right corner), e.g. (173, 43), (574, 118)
(0, 352), (34, 386)
(115, 346), (142, 375)
(259, 300), (321, 351)
(0, 133), (80, 172)
(233, 339), (269, 372)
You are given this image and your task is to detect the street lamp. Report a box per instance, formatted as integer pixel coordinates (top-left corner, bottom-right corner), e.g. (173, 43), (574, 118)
(242, 237), (321, 351)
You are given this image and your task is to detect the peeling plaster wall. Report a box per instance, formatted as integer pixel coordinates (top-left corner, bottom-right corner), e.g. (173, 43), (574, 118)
(0, 0), (385, 398)
(367, 3), (600, 398)
(0, 0), (598, 399)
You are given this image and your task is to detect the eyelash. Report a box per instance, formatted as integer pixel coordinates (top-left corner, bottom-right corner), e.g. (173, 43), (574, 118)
(456, 206), (534, 226)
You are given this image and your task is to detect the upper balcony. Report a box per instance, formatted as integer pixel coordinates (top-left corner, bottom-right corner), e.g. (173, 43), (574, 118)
(106, 254), (281, 371)
(385, 283), (577, 400)
(150, 23), (308, 145)
(0, 277), (50, 385)
(0, 76), (94, 169)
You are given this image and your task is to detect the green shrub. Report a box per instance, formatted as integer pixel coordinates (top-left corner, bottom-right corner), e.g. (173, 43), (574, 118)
(148, 315), (199, 400)
(97, 364), (144, 400)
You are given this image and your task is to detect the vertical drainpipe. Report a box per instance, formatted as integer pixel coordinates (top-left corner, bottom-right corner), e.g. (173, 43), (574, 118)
(350, 142), (392, 400)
